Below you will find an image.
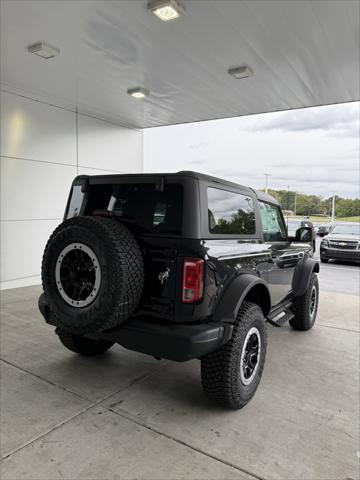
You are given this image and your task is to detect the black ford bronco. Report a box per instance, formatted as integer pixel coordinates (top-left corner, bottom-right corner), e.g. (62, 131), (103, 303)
(39, 171), (319, 409)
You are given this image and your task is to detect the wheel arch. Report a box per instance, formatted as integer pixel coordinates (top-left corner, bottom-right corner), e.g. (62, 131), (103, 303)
(292, 256), (319, 297)
(212, 273), (271, 324)
(242, 283), (271, 317)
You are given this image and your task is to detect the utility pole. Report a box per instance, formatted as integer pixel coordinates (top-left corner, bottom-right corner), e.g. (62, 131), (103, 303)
(294, 191), (297, 216)
(264, 173), (271, 194)
(331, 192), (336, 222)
(287, 186), (290, 224)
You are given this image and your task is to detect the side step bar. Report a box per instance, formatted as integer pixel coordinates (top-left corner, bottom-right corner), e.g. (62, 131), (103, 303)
(267, 303), (294, 327)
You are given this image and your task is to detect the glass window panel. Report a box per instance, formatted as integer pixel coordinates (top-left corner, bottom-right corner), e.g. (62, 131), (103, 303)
(207, 187), (255, 235)
(259, 202), (287, 241)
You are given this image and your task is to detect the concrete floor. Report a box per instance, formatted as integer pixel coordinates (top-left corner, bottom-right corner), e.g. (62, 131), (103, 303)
(0, 267), (359, 479)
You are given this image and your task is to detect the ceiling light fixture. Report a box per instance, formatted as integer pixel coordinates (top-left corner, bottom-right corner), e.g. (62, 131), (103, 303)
(147, 0), (185, 22)
(127, 87), (150, 99)
(28, 42), (60, 59)
(228, 66), (254, 79)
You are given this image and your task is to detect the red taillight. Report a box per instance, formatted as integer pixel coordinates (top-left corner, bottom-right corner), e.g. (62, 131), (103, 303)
(182, 258), (204, 303)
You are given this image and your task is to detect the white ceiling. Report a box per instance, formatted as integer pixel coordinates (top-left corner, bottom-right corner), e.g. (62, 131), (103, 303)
(1, 0), (359, 129)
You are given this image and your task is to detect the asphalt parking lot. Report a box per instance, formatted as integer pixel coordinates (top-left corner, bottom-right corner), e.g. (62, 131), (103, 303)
(314, 237), (360, 296)
(0, 242), (359, 480)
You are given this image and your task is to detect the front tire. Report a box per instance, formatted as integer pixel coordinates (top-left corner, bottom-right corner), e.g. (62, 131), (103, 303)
(56, 329), (114, 356)
(201, 302), (267, 409)
(290, 273), (319, 330)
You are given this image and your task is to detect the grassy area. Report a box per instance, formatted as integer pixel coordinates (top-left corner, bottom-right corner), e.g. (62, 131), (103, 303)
(336, 216), (360, 223)
(287, 215), (360, 223)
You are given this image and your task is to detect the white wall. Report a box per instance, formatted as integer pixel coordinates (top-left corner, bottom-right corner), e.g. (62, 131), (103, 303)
(0, 89), (143, 290)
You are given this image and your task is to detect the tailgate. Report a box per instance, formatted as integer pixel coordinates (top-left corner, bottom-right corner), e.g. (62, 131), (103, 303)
(139, 242), (178, 319)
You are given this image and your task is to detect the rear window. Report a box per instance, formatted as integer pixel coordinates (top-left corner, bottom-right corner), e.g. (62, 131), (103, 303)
(207, 187), (256, 235)
(67, 185), (84, 218)
(81, 183), (183, 235)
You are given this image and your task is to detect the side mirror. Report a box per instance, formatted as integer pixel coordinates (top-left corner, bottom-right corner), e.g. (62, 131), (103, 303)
(295, 226), (313, 242)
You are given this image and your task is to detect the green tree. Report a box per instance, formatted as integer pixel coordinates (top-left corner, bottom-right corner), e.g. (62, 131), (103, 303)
(214, 210), (255, 234)
(262, 189), (359, 218)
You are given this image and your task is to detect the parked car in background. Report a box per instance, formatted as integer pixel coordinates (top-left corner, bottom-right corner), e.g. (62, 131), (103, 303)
(320, 222), (360, 263)
(317, 223), (334, 237)
(287, 219), (313, 236)
(312, 222), (321, 235)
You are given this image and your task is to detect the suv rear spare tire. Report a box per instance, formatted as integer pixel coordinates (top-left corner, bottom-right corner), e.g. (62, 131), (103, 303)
(42, 216), (144, 334)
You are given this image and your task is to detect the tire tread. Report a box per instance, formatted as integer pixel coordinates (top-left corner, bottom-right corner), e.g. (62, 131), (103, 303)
(201, 301), (267, 409)
(290, 273), (319, 330)
(42, 216), (144, 334)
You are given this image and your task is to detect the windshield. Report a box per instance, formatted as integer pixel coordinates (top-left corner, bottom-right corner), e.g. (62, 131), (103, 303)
(331, 224), (360, 235)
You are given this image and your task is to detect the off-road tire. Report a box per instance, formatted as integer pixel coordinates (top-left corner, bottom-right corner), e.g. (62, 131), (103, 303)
(201, 302), (267, 409)
(42, 216), (144, 334)
(320, 257), (328, 263)
(290, 273), (319, 331)
(56, 328), (114, 356)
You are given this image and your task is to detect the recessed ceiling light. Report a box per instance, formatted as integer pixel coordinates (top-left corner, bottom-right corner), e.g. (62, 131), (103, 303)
(228, 66), (254, 79)
(127, 87), (150, 99)
(28, 42), (60, 59)
(147, 0), (185, 22)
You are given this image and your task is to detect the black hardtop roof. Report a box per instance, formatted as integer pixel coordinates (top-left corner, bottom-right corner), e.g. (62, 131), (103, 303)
(177, 171), (279, 204)
(74, 170), (279, 205)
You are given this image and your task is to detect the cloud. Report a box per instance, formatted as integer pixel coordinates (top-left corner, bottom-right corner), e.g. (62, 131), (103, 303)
(144, 102), (360, 199)
(242, 102), (360, 138)
(273, 174), (356, 185)
(189, 142), (208, 150)
(189, 158), (206, 165)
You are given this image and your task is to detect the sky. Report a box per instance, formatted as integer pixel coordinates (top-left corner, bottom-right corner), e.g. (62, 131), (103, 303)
(144, 102), (360, 199)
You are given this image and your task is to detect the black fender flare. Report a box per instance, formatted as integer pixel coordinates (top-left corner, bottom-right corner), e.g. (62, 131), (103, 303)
(292, 256), (319, 297)
(212, 273), (271, 324)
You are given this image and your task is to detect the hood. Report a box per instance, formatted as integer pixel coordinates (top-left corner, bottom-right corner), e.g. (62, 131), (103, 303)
(325, 233), (360, 242)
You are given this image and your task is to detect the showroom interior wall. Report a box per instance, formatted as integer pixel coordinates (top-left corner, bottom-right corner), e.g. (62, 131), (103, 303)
(0, 89), (143, 290)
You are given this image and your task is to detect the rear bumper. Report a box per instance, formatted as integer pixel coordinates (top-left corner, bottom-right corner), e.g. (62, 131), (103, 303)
(320, 247), (360, 262)
(38, 294), (233, 362)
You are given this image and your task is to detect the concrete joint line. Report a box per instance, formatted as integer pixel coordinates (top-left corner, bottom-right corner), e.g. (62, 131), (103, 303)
(317, 323), (359, 334)
(0, 359), (170, 462)
(107, 406), (265, 480)
(0, 358), (90, 401)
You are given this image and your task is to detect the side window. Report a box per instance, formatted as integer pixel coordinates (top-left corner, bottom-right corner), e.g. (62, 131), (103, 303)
(207, 187), (256, 235)
(259, 202), (287, 242)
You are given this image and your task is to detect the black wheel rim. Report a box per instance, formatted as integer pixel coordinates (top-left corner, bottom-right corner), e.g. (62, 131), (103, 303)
(55, 243), (101, 307)
(309, 285), (317, 318)
(240, 327), (261, 385)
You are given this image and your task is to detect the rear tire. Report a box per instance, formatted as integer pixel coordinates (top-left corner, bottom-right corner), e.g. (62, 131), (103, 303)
(201, 302), (267, 409)
(290, 273), (319, 330)
(57, 328), (114, 356)
(320, 257), (328, 263)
